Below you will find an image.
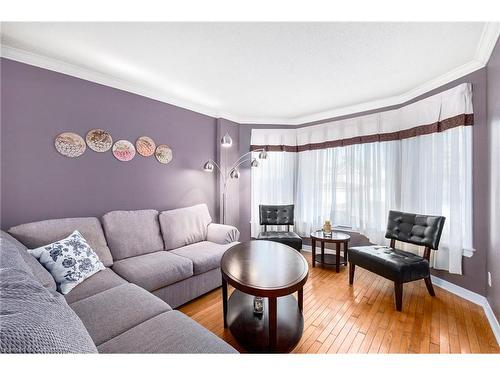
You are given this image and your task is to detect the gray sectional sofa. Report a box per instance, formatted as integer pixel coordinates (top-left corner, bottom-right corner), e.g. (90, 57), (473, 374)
(0, 203), (239, 353)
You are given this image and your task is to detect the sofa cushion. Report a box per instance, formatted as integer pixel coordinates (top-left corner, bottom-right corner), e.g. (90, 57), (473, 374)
(28, 230), (105, 294)
(159, 204), (212, 250)
(69, 283), (171, 346)
(1, 230), (56, 290)
(97, 311), (237, 353)
(152, 268), (222, 309)
(65, 268), (127, 304)
(101, 209), (164, 260)
(111, 251), (193, 291)
(170, 241), (234, 275)
(8, 217), (113, 267)
(0, 240), (97, 354)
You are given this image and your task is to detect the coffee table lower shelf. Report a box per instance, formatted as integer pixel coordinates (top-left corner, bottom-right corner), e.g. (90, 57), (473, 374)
(226, 290), (304, 353)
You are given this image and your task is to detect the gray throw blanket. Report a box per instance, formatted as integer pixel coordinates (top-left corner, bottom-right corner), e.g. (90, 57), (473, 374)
(0, 233), (97, 353)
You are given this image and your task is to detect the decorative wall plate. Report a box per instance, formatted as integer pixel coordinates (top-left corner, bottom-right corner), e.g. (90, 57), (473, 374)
(55, 132), (86, 158)
(155, 144), (173, 164)
(86, 129), (113, 152)
(136, 136), (156, 157)
(112, 140), (136, 161)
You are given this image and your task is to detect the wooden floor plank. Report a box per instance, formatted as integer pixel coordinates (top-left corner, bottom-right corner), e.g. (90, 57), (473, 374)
(453, 292), (472, 354)
(179, 252), (499, 354)
(460, 299), (481, 353)
(348, 331), (366, 353)
(439, 294), (450, 353)
(418, 294), (433, 353)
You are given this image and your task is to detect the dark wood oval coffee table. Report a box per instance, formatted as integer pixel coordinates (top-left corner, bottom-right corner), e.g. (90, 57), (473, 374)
(310, 230), (351, 272)
(221, 240), (309, 353)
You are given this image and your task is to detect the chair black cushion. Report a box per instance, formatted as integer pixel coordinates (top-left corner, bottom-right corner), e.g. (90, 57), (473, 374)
(259, 205), (294, 226)
(257, 231), (302, 251)
(385, 211), (445, 250)
(348, 246), (430, 283)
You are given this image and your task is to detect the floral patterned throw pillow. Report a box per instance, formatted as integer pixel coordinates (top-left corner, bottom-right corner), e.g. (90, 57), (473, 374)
(28, 230), (105, 294)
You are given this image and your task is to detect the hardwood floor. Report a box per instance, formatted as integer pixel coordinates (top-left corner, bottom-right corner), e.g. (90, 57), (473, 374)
(179, 253), (499, 353)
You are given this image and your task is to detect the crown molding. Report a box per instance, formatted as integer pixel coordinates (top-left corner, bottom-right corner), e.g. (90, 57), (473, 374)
(475, 22), (500, 65)
(2, 22), (499, 126)
(290, 61), (484, 125)
(0, 43), (221, 120)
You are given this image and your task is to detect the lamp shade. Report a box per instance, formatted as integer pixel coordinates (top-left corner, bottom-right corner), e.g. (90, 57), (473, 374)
(229, 168), (240, 179)
(203, 160), (214, 172)
(221, 133), (233, 148)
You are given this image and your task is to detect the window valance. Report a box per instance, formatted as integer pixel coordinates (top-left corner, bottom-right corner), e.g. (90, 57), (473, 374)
(251, 83), (473, 151)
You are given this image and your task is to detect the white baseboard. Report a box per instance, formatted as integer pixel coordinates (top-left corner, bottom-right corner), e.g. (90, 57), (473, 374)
(430, 275), (485, 306)
(299, 245), (500, 346)
(483, 300), (500, 347)
(431, 275), (500, 346)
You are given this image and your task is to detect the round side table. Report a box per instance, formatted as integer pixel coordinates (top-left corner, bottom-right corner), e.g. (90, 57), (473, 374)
(310, 230), (350, 273)
(221, 240), (309, 353)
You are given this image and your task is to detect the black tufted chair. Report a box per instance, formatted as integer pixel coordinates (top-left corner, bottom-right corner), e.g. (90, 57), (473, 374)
(348, 210), (445, 311)
(257, 204), (302, 252)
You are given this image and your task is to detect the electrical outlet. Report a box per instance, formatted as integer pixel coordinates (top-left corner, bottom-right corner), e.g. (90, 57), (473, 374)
(488, 272), (492, 287)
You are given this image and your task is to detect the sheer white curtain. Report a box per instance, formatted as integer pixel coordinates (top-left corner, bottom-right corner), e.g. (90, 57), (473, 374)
(250, 151), (297, 238)
(399, 126), (473, 273)
(295, 140), (400, 244)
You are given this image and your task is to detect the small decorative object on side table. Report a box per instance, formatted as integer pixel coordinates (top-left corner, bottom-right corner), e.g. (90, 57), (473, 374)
(322, 220), (332, 238)
(310, 230), (350, 273)
(253, 296), (264, 316)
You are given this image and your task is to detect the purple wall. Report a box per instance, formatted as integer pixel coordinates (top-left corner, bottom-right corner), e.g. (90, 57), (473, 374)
(427, 70), (488, 296)
(487, 38), (500, 320)
(238, 68), (489, 296)
(0, 58), (218, 229)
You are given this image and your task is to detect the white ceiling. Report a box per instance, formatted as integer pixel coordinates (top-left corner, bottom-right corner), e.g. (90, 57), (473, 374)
(1, 22), (499, 124)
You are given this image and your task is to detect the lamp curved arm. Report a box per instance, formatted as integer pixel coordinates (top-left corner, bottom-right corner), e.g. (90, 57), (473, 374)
(205, 158), (229, 185)
(229, 148), (264, 171)
(231, 156), (254, 171)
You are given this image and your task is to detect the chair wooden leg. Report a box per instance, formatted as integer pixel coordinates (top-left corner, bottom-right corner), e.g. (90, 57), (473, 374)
(424, 276), (436, 296)
(349, 262), (355, 285)
(321, 241), (325, 266)
(394, 282), (403, 311)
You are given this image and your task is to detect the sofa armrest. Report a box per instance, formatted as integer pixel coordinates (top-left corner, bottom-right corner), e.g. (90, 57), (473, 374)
(206, 223), (240, 244)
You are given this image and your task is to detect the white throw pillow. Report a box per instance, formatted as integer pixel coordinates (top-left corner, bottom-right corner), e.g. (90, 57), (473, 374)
(28, 230), (105, 294)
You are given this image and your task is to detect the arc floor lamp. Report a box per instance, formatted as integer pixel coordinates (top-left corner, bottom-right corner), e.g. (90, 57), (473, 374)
(203, 132), (267, 224)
